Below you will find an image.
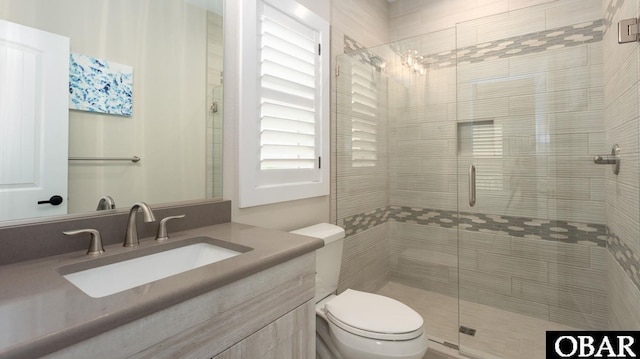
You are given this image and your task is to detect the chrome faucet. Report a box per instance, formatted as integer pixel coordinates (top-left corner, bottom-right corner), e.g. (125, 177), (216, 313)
(96, 195), (116, 210)
(123, 202), (156, 247)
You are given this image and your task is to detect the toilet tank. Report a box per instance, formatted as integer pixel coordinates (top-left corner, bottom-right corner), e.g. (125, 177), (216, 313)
(290, 223), (345, 303)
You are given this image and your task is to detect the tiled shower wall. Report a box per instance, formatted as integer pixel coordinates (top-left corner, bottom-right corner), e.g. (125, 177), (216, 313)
(335, 48), (391, 294)
(330, 0), (392, 293)
(387, 0), (606, 223)
(331, 0), (390, 224)
(336, 0), (612, 329)
(389, 3), (608, 331)
(603, 0), (640, 329)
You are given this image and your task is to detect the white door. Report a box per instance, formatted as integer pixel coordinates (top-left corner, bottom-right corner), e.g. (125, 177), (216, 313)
(0, 20), (70, 221)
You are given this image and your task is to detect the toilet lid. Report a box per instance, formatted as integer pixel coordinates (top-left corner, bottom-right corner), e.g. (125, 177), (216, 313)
(324, 289), (424, 335)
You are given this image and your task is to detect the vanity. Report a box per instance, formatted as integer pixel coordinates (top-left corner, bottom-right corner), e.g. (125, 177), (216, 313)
(0, 201), (323, 359)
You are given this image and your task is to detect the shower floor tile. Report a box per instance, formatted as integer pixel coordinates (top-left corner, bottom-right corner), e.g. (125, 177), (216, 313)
(376, 281), (576, 359)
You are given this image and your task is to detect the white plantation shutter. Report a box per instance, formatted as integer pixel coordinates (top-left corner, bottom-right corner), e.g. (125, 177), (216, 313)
(260, 3), (318, 171)
(240, 0), (329, 208)
(473, 122), (503, 190)
(350, 61), (378, 167)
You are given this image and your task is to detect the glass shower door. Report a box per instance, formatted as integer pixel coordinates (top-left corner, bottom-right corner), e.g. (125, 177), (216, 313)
(334, 12), (608, 356)
(456, 8), (608, 359)
(335, 30), (463, 350)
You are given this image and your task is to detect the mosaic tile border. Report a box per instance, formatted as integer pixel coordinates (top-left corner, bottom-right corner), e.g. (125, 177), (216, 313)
(341, 205), (607, 248)
(608, 230), (640, 293)
(421, 19), (603, 67)
(344, 35), (384, 72)
(344, 35), (367, 54)
(341, 206), (391, 235)
(344, 19), (603, 69)
(604, 0), (624, 32)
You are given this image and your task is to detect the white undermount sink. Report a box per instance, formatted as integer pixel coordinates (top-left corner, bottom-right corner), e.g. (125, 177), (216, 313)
(62, 241), (243, 298)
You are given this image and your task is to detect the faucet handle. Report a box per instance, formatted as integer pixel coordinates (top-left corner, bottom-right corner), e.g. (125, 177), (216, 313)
(63, 229), (105, 255)
(155, 215), (185, 241)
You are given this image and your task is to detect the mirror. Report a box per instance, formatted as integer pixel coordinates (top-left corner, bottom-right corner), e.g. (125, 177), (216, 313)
(0, 0), (223, 223)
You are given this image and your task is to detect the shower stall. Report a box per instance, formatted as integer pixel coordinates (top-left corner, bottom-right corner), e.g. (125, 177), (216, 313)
(334, 4), (626, 358)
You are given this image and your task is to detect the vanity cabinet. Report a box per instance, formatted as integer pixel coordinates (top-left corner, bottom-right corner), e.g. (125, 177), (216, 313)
(43, 252), (316, 359)
(212, 300), (314, 359)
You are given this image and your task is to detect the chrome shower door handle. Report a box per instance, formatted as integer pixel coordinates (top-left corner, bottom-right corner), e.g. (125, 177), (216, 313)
(469, 165), (476, 207)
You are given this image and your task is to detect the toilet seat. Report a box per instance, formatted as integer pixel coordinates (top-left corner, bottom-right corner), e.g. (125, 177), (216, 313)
(326, 312), (424, 341)
(324, 289), (424, 341)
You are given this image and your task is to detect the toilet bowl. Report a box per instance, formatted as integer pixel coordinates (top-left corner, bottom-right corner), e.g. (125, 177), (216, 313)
(317, 289), (428, 359)
(291, 223), (429, 359)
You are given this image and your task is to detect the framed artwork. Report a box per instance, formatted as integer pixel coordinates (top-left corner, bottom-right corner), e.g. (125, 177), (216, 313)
(69, 53), (133, 116)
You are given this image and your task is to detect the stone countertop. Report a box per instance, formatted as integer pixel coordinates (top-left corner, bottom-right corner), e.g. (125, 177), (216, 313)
(0, 222), (323, 359)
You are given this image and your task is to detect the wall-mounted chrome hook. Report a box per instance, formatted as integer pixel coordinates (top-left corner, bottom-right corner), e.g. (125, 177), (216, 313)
(593, 144), (620, 175)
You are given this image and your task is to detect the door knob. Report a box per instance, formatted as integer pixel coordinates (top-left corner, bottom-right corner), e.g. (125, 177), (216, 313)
(38, 195), (64, 206)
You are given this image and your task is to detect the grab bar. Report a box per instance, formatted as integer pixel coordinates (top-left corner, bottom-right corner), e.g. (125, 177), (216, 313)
(69, 156), (141, 163)
(469, 165), (476, 207)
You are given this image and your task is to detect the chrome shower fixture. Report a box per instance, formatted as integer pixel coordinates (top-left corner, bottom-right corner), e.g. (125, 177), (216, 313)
(402, 50), (427, 75)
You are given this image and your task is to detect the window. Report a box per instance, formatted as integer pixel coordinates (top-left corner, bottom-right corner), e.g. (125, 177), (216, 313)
(458, 120), (503, 190)
(239, 0), (329, 208)
(472, 121), (503, 191)
(350, 61), (378, 167)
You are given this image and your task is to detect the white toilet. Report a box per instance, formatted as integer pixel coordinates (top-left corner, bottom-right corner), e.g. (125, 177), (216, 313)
(291, 223), (429, 359)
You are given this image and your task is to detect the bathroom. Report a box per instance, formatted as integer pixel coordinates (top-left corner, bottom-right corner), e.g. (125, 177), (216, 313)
(0, 0), (638, 358)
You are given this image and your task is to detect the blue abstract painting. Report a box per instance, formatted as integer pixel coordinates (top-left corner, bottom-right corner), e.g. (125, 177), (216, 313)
(69, 53), (133, 116)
